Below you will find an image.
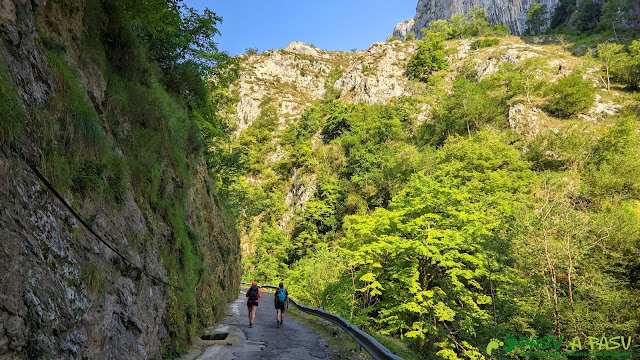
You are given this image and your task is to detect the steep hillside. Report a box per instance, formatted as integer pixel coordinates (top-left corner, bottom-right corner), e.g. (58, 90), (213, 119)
(0, 1), (240, 359)
(226, 35), (629, 250)
(218, 22), (640, 359)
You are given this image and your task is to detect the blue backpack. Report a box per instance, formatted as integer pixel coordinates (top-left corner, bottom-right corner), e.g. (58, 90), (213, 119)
(277, 288), (287, 302)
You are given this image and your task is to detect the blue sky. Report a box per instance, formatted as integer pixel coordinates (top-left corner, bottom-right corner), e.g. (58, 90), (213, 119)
(184, 0), (417, 56)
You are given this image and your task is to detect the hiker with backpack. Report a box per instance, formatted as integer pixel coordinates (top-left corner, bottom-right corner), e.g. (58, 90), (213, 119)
(274, 282), (289, 328)
(246, 281), (261, 327)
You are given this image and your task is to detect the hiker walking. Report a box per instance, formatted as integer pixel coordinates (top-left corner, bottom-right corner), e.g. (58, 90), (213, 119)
(246, 281), (261, 327)
(274, 282), (289, 328)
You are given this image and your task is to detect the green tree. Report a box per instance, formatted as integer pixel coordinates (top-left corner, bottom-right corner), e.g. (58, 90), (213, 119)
(570, 0), (602, 31)
(428, 19), (452, 38)
(513, 171), (640, 341)
(466, 6), (490, 36)
(340, 131), (533, 357)
(599, 0), (627, 37)
(407, 32), (449, 82)
(595, 42), (624, 90)
(245, 225), (292, 283)
(583, 113), (640, 201)
(321, 103), (353, 141)
(337, 101), (422, 208)
(290, 176), (343, 258)
(420, 77), (508, 145)
(499, 57), (548, 103)
(448, 13), (467, 39)
(526, 2), (549, 34)
(545, 72), (594, 118)
(287, 246), (348, 307)
(613, 40), (640, 89)
(112, 0), (226, 105)
(128, 1), (221, 70)
(550, 0), (576, 29)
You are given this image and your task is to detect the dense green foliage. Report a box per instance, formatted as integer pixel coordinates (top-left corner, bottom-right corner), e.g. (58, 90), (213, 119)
(612, 40), (640, 89)
(548, 0), (640, 34)
(419, 76), (508, 145)
(341, 131), (534, 357)
(408, 32), (449, 82)
(526, 2), (548, 34)
(470, 38), (499, 50)
(545, 72), (595, 118)
(573, 0), (602, 31)
(107, 0), (234, 107)
(225, 97), (428, 281)
(583, 113), (640, 200)
(0, 62), (25, 143)
(228, 93), (640, 358)
(425, 7), (509, 40)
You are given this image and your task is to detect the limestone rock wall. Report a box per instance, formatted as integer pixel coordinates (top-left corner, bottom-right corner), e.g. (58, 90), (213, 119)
(0, 1), (240, 359)
(391, 0), (559, 38)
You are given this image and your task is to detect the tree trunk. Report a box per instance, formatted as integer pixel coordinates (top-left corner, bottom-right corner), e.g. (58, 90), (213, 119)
(544, 237), (561, 338)
(566, 236), (579, 335)
(566, 239), (575, 314)
(486, 253), (497, 325)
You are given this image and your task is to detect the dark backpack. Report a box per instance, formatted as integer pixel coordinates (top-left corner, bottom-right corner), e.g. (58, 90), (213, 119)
(248, 285), (259, 300)
(277, 288), (287, 302)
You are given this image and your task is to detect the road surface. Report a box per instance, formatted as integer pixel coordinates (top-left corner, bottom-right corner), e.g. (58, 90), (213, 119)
(181, 288), (330, 360)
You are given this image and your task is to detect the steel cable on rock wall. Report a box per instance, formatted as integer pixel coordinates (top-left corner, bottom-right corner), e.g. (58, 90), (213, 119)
(15, 148), (184, 291)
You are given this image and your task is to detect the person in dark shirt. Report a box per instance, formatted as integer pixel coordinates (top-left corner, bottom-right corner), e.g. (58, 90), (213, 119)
(274, 282), (289, 328)
(246, 281), (261, 327)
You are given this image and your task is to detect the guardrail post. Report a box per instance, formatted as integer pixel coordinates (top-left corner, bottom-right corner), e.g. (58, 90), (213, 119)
(356, 326), (363, 352)
(301, 302), (304, 317)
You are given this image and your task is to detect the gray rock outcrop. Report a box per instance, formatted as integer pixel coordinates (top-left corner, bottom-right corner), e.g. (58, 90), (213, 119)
(229, 41), (416, 133)
(335, 42), (416, 104)
(509, 103), (542, 137)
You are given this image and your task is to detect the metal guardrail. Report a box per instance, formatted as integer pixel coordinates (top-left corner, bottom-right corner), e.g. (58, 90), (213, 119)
(241, 282), (403, 360)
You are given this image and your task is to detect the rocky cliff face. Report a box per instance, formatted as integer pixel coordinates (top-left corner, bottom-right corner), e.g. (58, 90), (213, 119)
(0, 150), (169, 359)
(391, 0), (558, 38)
(229, 41), (416, 133)
(0, 1), (240, 359)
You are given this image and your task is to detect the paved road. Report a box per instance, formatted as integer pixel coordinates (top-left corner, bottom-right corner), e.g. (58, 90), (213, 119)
(181, 288), (330, 360)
